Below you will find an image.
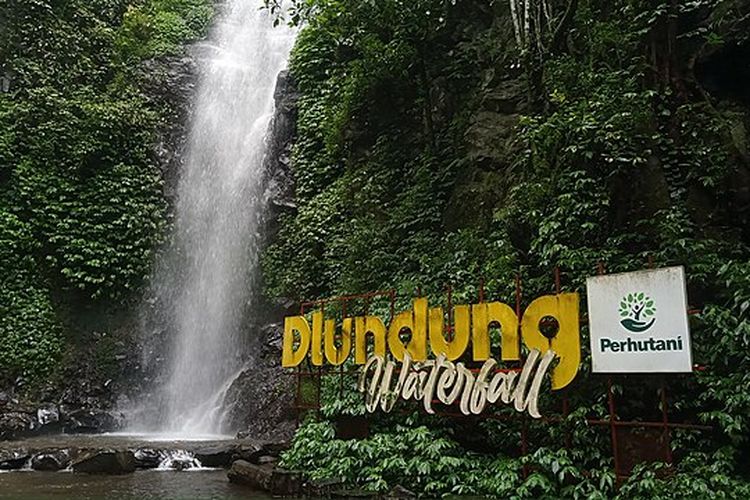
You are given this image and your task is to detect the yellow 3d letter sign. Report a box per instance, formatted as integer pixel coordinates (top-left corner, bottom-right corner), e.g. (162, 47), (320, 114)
(282, 292), (580, 395)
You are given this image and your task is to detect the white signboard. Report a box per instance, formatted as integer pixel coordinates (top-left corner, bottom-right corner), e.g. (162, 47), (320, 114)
(586, 266), (692, 373)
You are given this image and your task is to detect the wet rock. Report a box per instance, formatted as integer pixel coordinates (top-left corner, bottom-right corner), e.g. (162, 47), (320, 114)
(140, 48), (199, 199)
(223, 354), (296, 441)
(256, 455), (276, 465)
(31, 449), (73, 471)
(0, 411), (36, 440)
(158, 450), (201, 471)
(195, 445), (236, 467)
(268, 468), (303, 496)
(72, 450), (136, 474)
(37, 403), (60, 426)
(306, 477), (346, 497)
(133, 448), (162, 469)
(264, 70), (299, 227)
(169, 457), (197, 471)
(385, 485), (417, 498)
(331, 489), (378, 498)
(233, 442), (266, 463)
(227, 460), (273, 489)
(263, 440), (291, 457)
(0, 449), (30, 470)
(63, 409), (119, 434)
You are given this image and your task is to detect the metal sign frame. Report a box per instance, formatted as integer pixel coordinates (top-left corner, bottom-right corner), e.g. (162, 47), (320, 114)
(286, 259), (711, 481)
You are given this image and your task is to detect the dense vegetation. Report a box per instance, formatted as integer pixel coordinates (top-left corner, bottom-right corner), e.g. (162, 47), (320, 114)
(0, 0), (213, 387)
(2, 0), (749, 497)
(263, 0), (750, 497)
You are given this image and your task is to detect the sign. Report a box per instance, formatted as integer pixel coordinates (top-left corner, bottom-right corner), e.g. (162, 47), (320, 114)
(282, 293), (582, 418)
(586, 266), (692, 373)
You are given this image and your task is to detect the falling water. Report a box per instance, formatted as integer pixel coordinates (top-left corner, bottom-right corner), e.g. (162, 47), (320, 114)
(140, 1), (295, 436)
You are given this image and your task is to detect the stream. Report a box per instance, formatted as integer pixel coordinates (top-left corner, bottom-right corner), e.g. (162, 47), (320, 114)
(0, 470), (273, 500)
(0, 434), (286, 499)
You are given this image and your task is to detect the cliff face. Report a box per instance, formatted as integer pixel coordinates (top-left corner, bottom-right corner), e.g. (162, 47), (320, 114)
(263, 0), (750, 301)
(221, 70), (300, 441)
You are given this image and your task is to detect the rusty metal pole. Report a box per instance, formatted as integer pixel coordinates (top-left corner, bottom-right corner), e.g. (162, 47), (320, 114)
(515, 272), (529, 477)
(317, 301), (325, 417)
(645, 254), (673, 464)
(660, 377), (674, 464)
(295, 301), (306, 424)
(607, 377), (621, 478)
(447, 284), (454, 341)
(555, 266), (572, 449)
(598, 261), (621, 478)
(340, 300), (348, 398)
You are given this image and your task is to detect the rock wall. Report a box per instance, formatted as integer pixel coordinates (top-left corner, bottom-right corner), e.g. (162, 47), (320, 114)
(221, 69), (300, 441)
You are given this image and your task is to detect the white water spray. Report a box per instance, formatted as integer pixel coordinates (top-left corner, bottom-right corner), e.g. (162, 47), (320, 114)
(141, 1), (295, 436)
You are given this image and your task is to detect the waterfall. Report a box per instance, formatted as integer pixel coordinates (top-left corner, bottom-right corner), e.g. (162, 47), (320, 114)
(139, 1), (295, 437)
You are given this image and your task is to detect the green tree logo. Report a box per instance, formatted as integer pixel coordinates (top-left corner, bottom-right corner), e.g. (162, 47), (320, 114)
(619, 292), (656, 333)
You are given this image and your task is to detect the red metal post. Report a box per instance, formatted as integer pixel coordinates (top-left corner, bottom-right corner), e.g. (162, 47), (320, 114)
(608, 377), (621, 478)
(554, 266), (572, 449)
(660, 377), (674, 464)
(446, 284), (454, 341)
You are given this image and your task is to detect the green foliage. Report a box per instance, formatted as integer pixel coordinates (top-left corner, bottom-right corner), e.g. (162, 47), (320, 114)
(0, 210), (62, 385)
(0, 0), (213, 384)
(0, 285), (63, 385)
(116, 0), (213, 62)
(282, 419), (750, 498)
(267, 0), (750, 496)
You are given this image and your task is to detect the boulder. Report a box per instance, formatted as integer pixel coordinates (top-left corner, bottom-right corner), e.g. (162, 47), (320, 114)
(72, 450), (136, 474)
(195, 445), (236, 467)
(256, 455), (277, 465)
(268, 468), (303, 496)
(331, 489), (378, 498)
(37, 403), (60, 429)
(0, 410), (36, 440)
(233, 442), (266, 463)
(305, 477), (346, 497)
(133, 448), (162, 469)
(62, 409), (118, 434)
(168, 457), (197, 471)
(263, 440), (291, 457)
(0, 448), (30, 470)
(158, 451), (200, 471)
(227, 460), (273, 489)
(31, 449), (72, 471)
(385, 485), (417, 498)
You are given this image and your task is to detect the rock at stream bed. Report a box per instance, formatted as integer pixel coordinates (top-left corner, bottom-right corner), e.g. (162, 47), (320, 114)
(62, 409), (119, 434)
(133, 448), (162, 469)
(0, 411), (36, 440)
(36, 404), (60, 426)
(227, 460), (272, 489)
(195, 445), (236, 467)
(72, 450), (136, 474)
(233, 442), (266, 463)
(0, 449), (30, 470)
(331, 489), (379, 498)
(31, 449), (73, 471)
(267, 468), (303, 496)
(385, 485), (417, 498)
(227, 460), (303, 496)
